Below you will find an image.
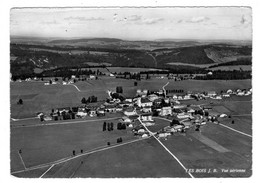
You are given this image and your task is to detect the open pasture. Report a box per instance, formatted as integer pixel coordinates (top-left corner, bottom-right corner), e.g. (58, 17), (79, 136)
(11, 118), (135, 173)
(165, 79), (251, 93)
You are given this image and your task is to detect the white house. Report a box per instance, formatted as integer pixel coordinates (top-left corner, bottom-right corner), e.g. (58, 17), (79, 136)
(172, 95), (178, 100)
(183, 95), (191, 100)
(141, 113), (153, 121)
(222, 93), (230, 97)
(137, 98), (153, 108)
(177, 113), (191, 119)
(215, 95), (222, 100)
(208, 91), (217, 97)
(227, 89), (233, 94)
(237, 91), (245, 96)
(124, 108), (137, 116)
(159, 106), (172, 116)
(148, 94), (159, 102)
(141, 106), (152, 113)
(120, 116), (132, 123)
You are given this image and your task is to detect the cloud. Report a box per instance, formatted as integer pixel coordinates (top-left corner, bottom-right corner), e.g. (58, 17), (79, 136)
(186, 16), (210, 23)
(41, 20), (58, 25)
(141, 18), (164, 25)
(177, 19), (183, 23)
(64, 16), (104, 21)
(128, 15), (142, 21)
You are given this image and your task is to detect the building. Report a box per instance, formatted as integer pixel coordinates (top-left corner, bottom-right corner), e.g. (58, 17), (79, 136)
(148, 94), (159, 102)
(141, 106), (152, 113)
(159, 106), (172, 116)
(207, 91), (217, 97)
(124, 108), (137, 116)
(141, 113), (153, 121)
(137, 97), (153, 108)
(120, 116), (132, 123)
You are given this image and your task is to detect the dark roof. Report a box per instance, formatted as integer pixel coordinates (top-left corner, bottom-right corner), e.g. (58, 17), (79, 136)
(141, 98), (151, 103)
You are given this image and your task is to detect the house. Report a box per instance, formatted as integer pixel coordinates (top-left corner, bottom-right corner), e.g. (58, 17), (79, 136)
(222, 93), (230, 97)
(141, 113), (153, 121)
(227, 89), (233, 94)
(237, 91), (245, 96)
(125, 98), (133, 103)
(172, 95), (178, 100)
(136, 89), (148, 97)
(116, 106), (123, 112)
(105, 105), (116, 113)
(141, 106), (152, 113)
(119, 100), (133, 107)
(215, 95), (222, 100)
(137, 97), (153, 108)
(120, 116), (132, 123)
(124, 108), (137, 116)
(97, 108), (105, 116)
(183, 95), (191, 100)
(159, 106), (172, 116)
(89, 109), (97, 117)
(207, 91), (217, 97)
(76, 108), (88, 118)
(177, 96), (183, 100)
(148, 94), (159, 102)
(177, 113), (191, 119)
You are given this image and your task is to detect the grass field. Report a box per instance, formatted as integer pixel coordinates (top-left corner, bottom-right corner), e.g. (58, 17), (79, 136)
(11, 118), (135, 172)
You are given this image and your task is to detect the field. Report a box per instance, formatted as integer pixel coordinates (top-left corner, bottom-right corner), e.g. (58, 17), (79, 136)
(209, 65), (252, 71)
(10, 77), (252, 178)
(10, 78), (251, 118)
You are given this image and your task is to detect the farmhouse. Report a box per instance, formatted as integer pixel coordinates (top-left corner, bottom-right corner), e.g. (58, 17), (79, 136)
(141, 113), (153, 122)
(222, 93), (230, 97)
(137, 97), (153, 108)
(159, 106), (172, 116)
(120, 116), (132, 123)
(124, 107), (137, 116)
(148, 94), (159, 102)
(136, 89), (148, 97)
(89, 109), (97, 117)
(141, 106), (152, 113)
(105, 105), (116, 113)
(207, 91), (217, 97)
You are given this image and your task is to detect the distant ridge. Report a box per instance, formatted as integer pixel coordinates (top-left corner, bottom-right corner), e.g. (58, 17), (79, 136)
(49, 38), (123, 44)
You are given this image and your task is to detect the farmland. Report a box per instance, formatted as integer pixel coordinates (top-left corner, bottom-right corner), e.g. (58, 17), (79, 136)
(10, 78), (251, 118)
(10, 77), (252, 178)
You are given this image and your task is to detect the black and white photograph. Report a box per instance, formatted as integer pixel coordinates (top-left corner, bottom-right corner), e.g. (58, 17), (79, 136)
(4, 1), (258, 180)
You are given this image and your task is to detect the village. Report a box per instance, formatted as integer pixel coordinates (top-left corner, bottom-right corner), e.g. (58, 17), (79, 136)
(34, 75), (252, 141)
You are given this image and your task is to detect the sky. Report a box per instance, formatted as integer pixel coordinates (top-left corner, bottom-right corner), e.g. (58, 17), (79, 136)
(10, 7), (252, 41)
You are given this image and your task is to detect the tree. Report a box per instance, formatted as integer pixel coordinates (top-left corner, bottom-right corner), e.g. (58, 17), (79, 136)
(17, 99), (23, 105)
(110, 122), (114, 131)
(81, 97), (87, 104)
(116, 86), (123, 93)
(107, 122), (111, 131)
(117, 122), (122, 130)
(103, 122), (107, 131)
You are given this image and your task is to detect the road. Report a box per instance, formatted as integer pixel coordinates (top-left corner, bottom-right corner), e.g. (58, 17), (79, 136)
(147, 53), (157, 67)
(162, 82), (169, 97)
(137, 117), (194, 178)
(11, 117), (121, 128)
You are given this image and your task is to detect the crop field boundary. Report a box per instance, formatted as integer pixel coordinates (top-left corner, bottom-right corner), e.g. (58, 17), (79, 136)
(191, 133), (230, 153)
